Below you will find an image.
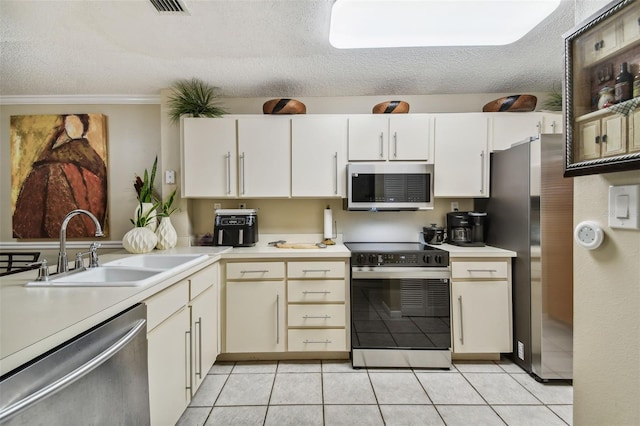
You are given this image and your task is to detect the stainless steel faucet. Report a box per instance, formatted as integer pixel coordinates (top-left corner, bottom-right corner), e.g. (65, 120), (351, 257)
(57, 209), (104, 273)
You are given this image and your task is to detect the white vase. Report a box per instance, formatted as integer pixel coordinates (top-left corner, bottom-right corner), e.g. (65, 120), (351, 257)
(122, 227), (158, 254)
(134, 202), (157, 232)
(156, 217), (178, 250)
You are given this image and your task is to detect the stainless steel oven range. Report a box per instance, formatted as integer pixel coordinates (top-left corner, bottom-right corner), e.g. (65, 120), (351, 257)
(345, 242), (451, 369)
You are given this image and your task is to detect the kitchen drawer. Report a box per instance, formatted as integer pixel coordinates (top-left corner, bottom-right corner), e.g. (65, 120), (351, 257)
(287, 261), (346, 279)
(226, 262), (285, 280)
(288, 304), (346, 327)
(190, 264), (217, 300)
(288, 329), (347, 352)
(288, 280), (346, 303)
(145, 280), (189, 331)
(451, 260), (508, 279)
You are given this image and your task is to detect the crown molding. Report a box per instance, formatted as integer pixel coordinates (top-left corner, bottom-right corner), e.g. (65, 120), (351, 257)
(0, 94), (161, 105)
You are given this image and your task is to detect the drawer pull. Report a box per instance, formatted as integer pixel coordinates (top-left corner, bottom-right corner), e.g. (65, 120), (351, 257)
(302, 291), (331, 295)
(240, 270), (270, 273)
(302, 315), (331, 319)
(303, 339), (332, 344)
(466, 269), (498, 273)
(302, 269), (331, 273)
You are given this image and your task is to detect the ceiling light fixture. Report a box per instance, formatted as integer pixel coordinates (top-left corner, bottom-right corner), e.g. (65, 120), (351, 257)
(329, 0), (561, 48)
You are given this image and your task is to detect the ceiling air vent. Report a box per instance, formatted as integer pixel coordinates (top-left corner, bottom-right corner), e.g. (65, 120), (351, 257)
(149, 0), (187, 14)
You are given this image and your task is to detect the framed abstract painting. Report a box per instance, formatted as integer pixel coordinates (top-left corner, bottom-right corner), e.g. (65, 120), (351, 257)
(10, 114), (109, 239)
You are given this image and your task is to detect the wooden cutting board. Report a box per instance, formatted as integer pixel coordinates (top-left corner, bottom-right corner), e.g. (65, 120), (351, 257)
(275, 243), (323, 249)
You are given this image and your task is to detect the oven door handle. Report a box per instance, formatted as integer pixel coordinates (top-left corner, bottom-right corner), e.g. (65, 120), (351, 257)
(351, 267), (451, 280)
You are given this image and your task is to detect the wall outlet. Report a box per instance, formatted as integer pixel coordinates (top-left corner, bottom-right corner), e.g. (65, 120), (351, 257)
(238, 203), (247, 209)
(517, 341), (525, 360)
(450, 201), (459, 212)
(164, 170), (176, 184)
(214, 203), (221, 210)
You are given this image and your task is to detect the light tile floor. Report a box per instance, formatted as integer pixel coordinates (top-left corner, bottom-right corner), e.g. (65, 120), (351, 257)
(177, 358), (573, 426)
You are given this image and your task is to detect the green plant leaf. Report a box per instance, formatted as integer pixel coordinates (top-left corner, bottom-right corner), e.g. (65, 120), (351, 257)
(168, 78), (227, 123)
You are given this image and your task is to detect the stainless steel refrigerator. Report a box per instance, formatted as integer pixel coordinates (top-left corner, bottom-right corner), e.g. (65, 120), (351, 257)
(479, 134), (573, 381)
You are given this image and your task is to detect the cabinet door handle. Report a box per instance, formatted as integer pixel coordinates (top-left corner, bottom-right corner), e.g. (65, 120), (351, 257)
(225, 152), (232, 195)
(240, 269), (269, 274)
(195, 317), (202, 379)
(458, 296), (464, 345)
(303, 340), (332, 344)
(480, 150), (485, 194)
(302, 290), (331, 295)
(333, 152), (338, 195)
(551, 121), (557, 133)
(302, 315), (331, 319)
(185, 330), (192, 393)
(595, 135), (600, 144)
(239, 152), (246, 195)
(466, 269), (498, 273)
(393, 132), (398, 158)
(602, 134), (608, 143)
(536, 121), (541, 137)
(302, 269), (331, 273)
(379, 132), (384, 158)
(276, 294), (280, 345)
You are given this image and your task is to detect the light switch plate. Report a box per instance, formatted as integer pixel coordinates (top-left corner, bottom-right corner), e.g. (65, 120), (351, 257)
(609, 184), (640, 229)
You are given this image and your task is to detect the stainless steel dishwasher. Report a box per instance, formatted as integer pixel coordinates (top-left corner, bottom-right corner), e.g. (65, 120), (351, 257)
(0, 303), (150, 425)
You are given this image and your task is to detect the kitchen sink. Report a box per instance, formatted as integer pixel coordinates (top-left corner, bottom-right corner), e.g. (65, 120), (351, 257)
(25, 254), (209, 287)
(102, 254), (208, 270)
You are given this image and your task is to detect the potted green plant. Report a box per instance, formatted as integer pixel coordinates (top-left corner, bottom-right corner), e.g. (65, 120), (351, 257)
(155, 189), (179, 250)
(167, 78), (227, 124)
(541, 85), (563, 111)
(133, 156), (159, 231)
(123, 200), (159, 253)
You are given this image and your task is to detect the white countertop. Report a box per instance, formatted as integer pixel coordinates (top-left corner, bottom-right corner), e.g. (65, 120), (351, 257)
(439, 243), (516, 258)
(0, 237), (510, 375)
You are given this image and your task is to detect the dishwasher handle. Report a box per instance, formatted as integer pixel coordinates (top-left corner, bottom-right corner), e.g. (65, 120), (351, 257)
(0, 319), (146, 422)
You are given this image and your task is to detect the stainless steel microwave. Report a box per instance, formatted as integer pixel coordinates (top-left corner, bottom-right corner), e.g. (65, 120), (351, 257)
(346, 163), (434, 211)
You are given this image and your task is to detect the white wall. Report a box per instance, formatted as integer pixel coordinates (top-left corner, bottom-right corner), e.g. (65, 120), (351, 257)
(572, 1), (640, 424)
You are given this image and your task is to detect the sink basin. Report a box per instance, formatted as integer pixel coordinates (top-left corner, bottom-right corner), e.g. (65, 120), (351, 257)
(103, 254), (207, 270)
(25, 254), (209, 287)
(26, 266), (163, 287)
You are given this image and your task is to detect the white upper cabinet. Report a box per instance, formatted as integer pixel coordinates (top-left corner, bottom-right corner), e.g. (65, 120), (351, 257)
(181, 117), (237, 198)
(490, 113), (542, 152)
(348, 115), (432, 162)
(490, 112), (563, 152)
(291, 116), (348, 197)
(541, 112), (563, 135)
(434, 113), (490, 198)
(237, 116), (291, 198)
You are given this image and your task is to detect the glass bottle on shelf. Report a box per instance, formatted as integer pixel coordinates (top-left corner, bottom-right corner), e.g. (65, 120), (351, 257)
(614, 62), (632, 103)
(633, 64), (640, 98)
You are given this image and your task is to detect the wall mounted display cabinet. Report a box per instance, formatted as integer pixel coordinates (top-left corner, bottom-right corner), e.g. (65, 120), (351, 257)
(564, 0), (640, 176)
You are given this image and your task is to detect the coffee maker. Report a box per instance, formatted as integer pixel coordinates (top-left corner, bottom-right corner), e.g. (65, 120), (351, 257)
(213, 209), (258, 247)
(446, 211), (487, 247)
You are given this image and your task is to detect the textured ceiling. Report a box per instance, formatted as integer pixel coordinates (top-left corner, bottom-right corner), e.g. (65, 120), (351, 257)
(0, 0), (576, 98)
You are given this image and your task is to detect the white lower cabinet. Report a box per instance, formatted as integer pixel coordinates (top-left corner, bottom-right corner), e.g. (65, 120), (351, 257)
(226, 280), (286, 353)
(286, 260), (349, 352)
(223, 259), (349, 355)
(146, 264), (219, 426)
(146, 282), (190, 426)
(190, 282), (218, 392)
(450, 258), (512, 355)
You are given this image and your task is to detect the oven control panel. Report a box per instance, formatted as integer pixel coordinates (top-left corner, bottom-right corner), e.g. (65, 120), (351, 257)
(352, 251), (448, 267)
